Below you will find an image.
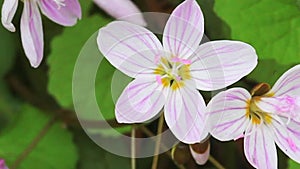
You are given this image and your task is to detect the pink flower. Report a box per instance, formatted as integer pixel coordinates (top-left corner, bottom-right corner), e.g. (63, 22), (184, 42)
(0, 159), (8, 169)
(207, 65), (300, 169)
(93, 0), (146, 26)
(97, 0), (257, 143)
(1, 0), (81, 68)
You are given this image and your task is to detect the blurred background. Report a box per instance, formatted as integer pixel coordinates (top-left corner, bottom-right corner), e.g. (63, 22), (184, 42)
(0, 0), (299, 168)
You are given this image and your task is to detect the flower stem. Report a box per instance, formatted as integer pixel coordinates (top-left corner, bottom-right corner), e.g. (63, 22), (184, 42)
(151, 114), (165, 169)
(140, 126), (186, 169)
(131, 125), (136, 169)
(208, 155), (226, 169)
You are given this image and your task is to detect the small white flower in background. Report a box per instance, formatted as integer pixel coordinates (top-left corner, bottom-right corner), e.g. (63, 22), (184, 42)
(93, 0), (146, 26)
(1, 0), (81, 68)
(97, 0), (257, 144)
(208, 65), (300, 169)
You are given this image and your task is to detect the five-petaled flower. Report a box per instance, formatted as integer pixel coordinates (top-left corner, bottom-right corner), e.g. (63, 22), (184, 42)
(97, 0), (258, 143)
(1, 0), (81, 68)
(208, 65), (300, 169)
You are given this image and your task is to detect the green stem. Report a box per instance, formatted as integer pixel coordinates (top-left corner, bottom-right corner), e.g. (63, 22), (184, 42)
(131, 125), (136, 169)
(151, 115), (164, 169)
(140, 126), (186, 169)
(208, 155), (226, 169)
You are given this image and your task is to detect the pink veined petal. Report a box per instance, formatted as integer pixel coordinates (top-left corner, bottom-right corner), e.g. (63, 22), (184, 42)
(1, 0), (18, 32)
(21, 0), (44, 68)
(190, 40), (258, 91)
(97, 21), (163, 78)
(270, 118), (300, 163)
(244, 126), (277, 169)
(162, 0), (204, 59)
(115, 78), (166, 123)
(38, 0), (81, 26)
(93, 0), (146, 26)
(164, 83), (207, 144)
(256, 96), (300, 122)
(207, 88), (251, 141)
(189, 143), (210, 165)
(268, 65), (300, 97)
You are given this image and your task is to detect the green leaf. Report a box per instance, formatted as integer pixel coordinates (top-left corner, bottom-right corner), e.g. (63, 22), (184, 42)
(288, 159), (300, 169)
(48, 16), (108, 108)
(0, 22), (17, 77)
(214, 0), (300, 64)
(0, 25), (19, 130)
(48, 15), (131, 135)
(0, 104), (77, 169)
(247, 59), (292, 86)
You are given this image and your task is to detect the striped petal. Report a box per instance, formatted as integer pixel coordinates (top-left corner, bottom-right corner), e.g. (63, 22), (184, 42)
(93, 0), (146, 26)
(162, 0), (204, 58)
(38, 0), (81, 26)
(269, 65), (300, 97)
(164, 83), (207, 144)
(256, 96), (300, 122)
(115, 78), (165, 123)
(207, 88), (250, 141)
(190, 41), (257, 91)
(244, 126), (277, 169)
(21, 0), (44, 68)
(271, 118), (300, 163)
(1, 0), (18, 32)
(97, 21), (163, 78)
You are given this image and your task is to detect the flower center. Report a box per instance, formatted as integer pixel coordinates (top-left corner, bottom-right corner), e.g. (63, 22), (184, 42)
(246, 97), (272, 125)
(245, 83), (273, 125)
(154, 57), (191, 90)
(53, 0), (65, 9)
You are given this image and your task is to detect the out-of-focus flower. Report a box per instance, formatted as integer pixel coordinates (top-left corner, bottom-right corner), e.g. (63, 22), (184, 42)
(189, 138), (210, 165)
(208, 65), (300, 169)
(0, 159), (8, 169)
(97, 0), (257, 143)
(93, 0), (146, 26)
(1, 0), (81, 68)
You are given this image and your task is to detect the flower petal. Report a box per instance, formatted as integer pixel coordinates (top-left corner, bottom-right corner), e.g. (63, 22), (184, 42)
(38, 0), (81, 26)
(164, 83), (207, 144)
(97, 21), (163, 78)
(207, 88), (250, 141)
(162, 0), (204, 58)
(1, 0), (18, 32)
(93, 0), (146, 26)
(244, 127), (277, 169)
(256, 96), (300, 122)
(115, 78), (166, 123)
(190, 41), (258, 91)
(21, 0), (44, 68)
(270, 118), (300, 163)
(269, 65), (300, 97)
